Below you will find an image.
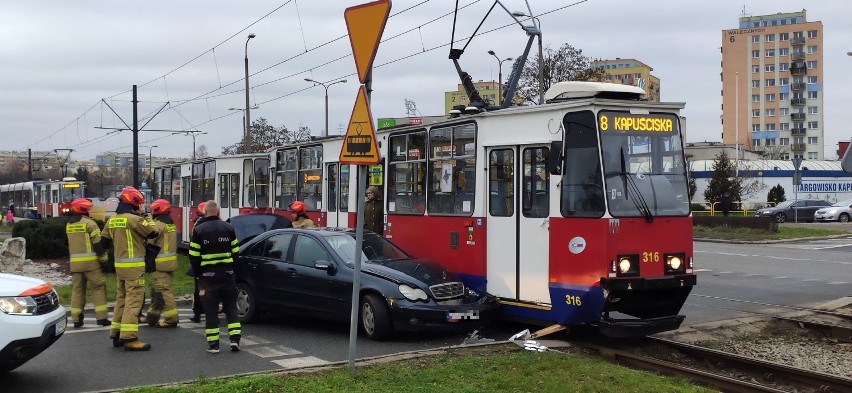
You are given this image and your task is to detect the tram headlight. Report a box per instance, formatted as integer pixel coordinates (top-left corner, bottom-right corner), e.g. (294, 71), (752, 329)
(664, 253), (687, 275)
(614, 254), (639, 277)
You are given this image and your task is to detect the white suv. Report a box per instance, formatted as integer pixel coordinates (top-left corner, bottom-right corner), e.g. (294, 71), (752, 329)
(0, 273), (66, 372)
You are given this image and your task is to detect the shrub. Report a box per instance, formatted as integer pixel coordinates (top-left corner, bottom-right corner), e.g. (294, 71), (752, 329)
(693, 216), (778, 232)
(12, 218), (69, 259)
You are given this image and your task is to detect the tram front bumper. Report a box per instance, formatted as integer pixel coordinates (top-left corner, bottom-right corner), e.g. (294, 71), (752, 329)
(596, 274), (696, 337)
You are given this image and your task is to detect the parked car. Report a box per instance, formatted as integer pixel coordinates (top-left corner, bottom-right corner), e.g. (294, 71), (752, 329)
(754, 199), (832, 223)
(0, 273), (66, 372)
(814, 198), (852, 223)
(233, 227), (499, 340)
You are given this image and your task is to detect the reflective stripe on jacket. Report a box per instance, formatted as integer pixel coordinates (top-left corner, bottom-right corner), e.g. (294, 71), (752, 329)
(150, 221), (178, 271)
(189, 216), (239, 273)
(66, 215), (102, 273)
(102, 213), (158, 280)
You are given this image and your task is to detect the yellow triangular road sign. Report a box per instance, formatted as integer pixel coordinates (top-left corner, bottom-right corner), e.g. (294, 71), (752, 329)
(340, 86), (380, 165)
(345, 0), (391, 83)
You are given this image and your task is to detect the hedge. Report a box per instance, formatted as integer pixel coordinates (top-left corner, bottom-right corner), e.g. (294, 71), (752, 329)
(692, 216), (778, 232)
(11, 217), (114, 271)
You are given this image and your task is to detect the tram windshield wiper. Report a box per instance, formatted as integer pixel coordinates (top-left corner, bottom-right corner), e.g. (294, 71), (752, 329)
(620, 148), (654, 223)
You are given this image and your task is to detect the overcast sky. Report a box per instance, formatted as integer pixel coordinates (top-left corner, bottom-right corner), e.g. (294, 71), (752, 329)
(2, 0), (850, 161)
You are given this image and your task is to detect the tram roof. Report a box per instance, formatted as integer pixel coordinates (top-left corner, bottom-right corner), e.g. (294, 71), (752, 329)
(689, 159), (843, 172)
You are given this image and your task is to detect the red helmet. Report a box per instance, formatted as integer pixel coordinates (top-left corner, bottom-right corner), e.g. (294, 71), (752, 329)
(150, 199), (171, 216)
(196, 201), (207, 215)
(118, 187), (145, 207)
(70, 198), (93, 215)
(289, 200), (306, 214)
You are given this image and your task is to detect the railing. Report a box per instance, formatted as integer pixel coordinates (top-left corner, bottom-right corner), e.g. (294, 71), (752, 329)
(790, 52), (806, 61)
(791, 82), (806, 90)
(692, 201), (777, 216)
(791, 97), (806, 106)
(791, 112), (806, 121)
(790, 37), (806, 45)
(791, 127), (807, 135)
(791, 66), (807, 75)
(791, 143), (806, 151)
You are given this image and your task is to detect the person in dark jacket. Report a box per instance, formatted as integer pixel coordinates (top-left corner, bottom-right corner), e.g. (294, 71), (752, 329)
(363, 186), (383, 235)
(188, 200), (241, 354)
(187, 202), (208, 323)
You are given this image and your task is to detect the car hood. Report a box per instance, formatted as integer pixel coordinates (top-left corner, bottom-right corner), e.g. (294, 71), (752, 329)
(0, 273), (52, 296)
(362, 258), (459, 287)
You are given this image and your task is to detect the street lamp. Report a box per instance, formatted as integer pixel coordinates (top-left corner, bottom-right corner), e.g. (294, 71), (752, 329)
(229, 107), (258, 150)
(487, 50), (512, 106)
(53, 148), (74, 178)
(244, 33), (256, 153)
(142, 145), (157, 181)
(304, 78), (347, 137)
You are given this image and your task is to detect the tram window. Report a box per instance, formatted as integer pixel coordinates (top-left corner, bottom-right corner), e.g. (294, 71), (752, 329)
(523, 147), (549, 218)
(340, 164), (350, 212)
(203, 161), (215, 202)
(388, 131), (427, 215)
(560, 111), (605, 218)
(488, 149), (514, 217)
(255, 158), (270, 208)
(427, 124), (475, 216)
(299, 146), (323, 211)
(219, 174), (230, 208)
(154, 169), (163, 200)
(171, 167), (181, 206)
(229, 174), (240, 208)
(328, 164), (338, 212)
(274, 149), (298, 209)
(191, 163), (204, 206)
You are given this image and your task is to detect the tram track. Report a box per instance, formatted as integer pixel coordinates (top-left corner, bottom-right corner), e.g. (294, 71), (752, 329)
(564, 336), (852, 392)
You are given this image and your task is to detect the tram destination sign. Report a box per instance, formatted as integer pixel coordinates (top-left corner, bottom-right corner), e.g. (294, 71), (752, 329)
(598, 111), (679, 134)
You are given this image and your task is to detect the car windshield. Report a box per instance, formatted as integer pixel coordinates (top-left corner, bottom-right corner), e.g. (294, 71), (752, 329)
(832, 199), (852, 207)
(326, 233), (410, 264)
(774, 201), (794, 208)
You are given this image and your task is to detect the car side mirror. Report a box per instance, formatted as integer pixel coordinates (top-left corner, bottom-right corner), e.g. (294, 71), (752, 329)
(314, 260), (337, 275)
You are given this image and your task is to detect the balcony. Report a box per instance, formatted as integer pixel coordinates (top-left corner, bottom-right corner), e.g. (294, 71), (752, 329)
(791, 143), (806, 151)
(790, 127), (807, 135)
(791, 112), (806, 121)
(790, 66), (807, 75)
(791, 37), (806, 45)
(791, 82), (806, 90)
(791, 98), (806, 106)
(790, 52), (806, 61)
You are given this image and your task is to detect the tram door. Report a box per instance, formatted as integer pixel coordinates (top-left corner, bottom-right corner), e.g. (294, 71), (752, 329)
(324, 163), (351, 228)
(486, 146), (551, 304)
(218, 173), (239, 220)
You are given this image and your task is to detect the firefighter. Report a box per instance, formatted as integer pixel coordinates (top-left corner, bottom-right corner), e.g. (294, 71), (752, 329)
(100, 187), (159, 351)
(189, 200), (241, 353)
(66, 198), (110, 328)
(288, 200), (315, 228)
(141, 199), (179, 328)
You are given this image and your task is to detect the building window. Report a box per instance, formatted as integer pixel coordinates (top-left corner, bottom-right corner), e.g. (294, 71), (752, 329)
(807, 106), (818, 114)
(765, 49), (775, 57)
(794, 137), (804, 144)
(808, 152), (818, 159)
(752, 139), (761, 147)
(793, 92), (804, 99)
(780, 138), (789, 146)
(752, 50), (760, 58)
(752, 80), (760, 87)
(766, 109), (776, 117)
(780, 123), (790, 131)
(752, 94), (760, 102)
(765, 34), (775, 42)
(807, 76), (817, 84)
(793, 31), (803, 39)
(780, 32), (789, 40)
(807, 60), (817, 69)
(782, 153), (790, 160)
(779, 63), (789, 71)
(807, 91), (818, 99)
(807, 137), (818, 145)
(765, 94), (775, 102)
(794, 122), (804, 129)
(807, 30), (818, 39)
(807, 121), (818, 129)
(779, 92), (789, 101)
(752, 124), (761, 132)
(765, 64), (775, 72)
(765, 138), (776, 146)
(780, 108), (789, 116)
(751, 65), (759, 73)
(765, 78), (775, 87)
(807, 45), (818, 54)
(752, 35), (760, 43)
(779, 47), (789, 56)
(766, 123), (776, 131)
(779, 77), (789, 85)
(752, 109), (760, 117)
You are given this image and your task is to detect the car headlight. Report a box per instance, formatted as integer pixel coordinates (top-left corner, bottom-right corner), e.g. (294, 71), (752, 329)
(398, 284), (428, 301)
(826, 209), (837, 214)
(0, 296), (38, 315)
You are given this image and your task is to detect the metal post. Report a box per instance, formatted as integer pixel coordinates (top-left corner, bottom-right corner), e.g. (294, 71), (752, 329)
(244, 33), (256, 153)
(735, 71), (739, 176)
(132, 85), (139, 189)
(27, 148), (32, 181)
(305, 78), (347, 138)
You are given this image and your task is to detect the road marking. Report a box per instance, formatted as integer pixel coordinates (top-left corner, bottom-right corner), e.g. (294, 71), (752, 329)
(774, 277), (789, 279)
(693, 269), (714, 272)
(272, 356), (330, 369)
(827, 282), (850, 285)
(810, 243), (852, 250)
(245, 345), (303, 358)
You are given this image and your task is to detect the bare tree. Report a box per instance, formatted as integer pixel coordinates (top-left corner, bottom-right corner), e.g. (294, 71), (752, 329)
(195, 145), (209, 159)
(517, 43), (604, 104)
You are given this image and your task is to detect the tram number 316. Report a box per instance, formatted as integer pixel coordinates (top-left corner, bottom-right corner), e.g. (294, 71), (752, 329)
(641, 251), (660, 263)
(565, 295), (582, 306)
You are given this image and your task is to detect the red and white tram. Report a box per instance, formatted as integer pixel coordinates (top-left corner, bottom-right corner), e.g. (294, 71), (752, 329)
(252, 81), (696, 336)
(0, 177), (86, 218)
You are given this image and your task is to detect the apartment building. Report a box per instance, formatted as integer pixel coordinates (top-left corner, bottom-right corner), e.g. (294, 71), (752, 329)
(590, 58), (660, 102)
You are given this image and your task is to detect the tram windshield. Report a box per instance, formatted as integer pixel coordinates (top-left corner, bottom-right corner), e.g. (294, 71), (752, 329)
(598, 111), (690, 218)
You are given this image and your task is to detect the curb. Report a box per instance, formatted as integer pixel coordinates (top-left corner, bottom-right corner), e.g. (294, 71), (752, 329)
(694, 233), (852, 244)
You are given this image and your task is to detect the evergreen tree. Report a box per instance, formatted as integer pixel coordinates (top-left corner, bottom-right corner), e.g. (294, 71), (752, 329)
(703, 151), (743, 204)
(767, 184), (786, 204)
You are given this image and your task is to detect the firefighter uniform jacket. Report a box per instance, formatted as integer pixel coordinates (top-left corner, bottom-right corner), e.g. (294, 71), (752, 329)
(188, 216), (239, 275)
(102, 212), (159, 280)
(66, 215), (103, 273)
(150, 219), (178, 272)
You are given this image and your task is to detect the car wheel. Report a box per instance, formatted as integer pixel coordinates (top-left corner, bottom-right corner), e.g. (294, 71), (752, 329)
(775, 212), (786, 223)
(840, 213), (851, 223)
(360, 293), (391, 341)
(236, 282), (257, 323)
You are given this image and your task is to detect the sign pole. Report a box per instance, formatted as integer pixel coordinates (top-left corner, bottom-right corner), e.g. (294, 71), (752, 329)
(348, 165), (367, 375)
